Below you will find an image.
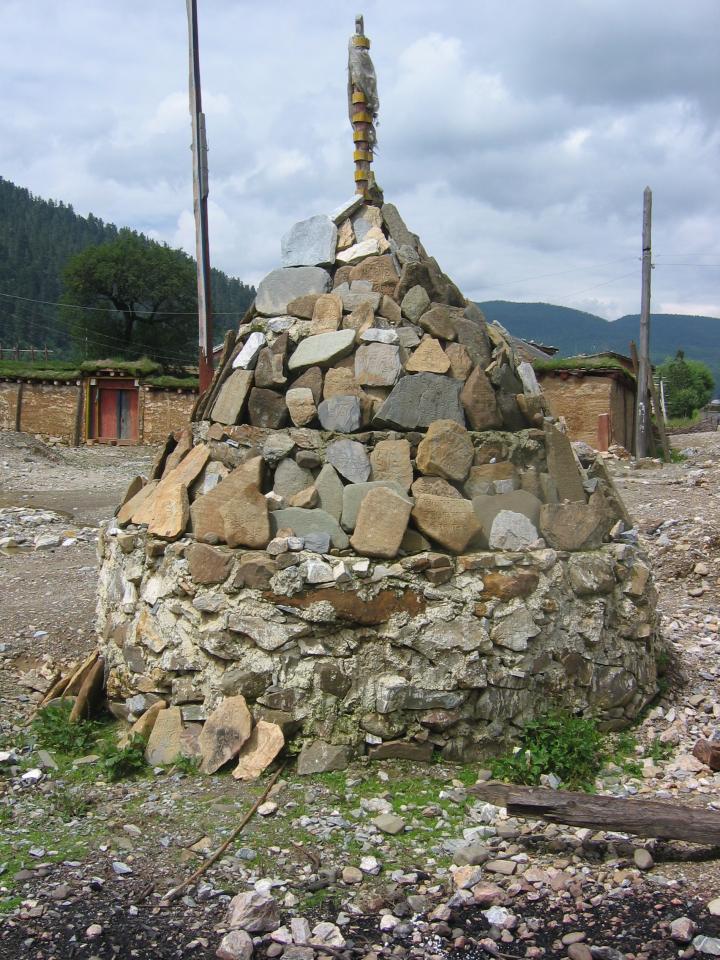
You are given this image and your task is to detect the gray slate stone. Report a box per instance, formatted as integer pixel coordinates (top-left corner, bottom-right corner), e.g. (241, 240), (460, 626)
(401, 284), (431, 322)
(355, 342), (402, 387)
(381, 203), (418, 250)
(255, 267), (331, 317)
(281, 215), (337, 268)
(211, 369), (254, 425)
(373, 373), (465, 430)
(270, 508), (349, 549)
(455, 313), (492, 368)
(326, 439), (371, 483)
(334, 281), (382, 313)
(314, 464), (344, 521)
(288, 329), (356, 371)
(297, 740), (352, 775)
(273, 459), (314, 499)
(261, 434), (295, 466)
(340, 480), (413, 532)
(302, 532), (331, 553)
(317, 396), (362, 433)
(544, 422), (587, 503)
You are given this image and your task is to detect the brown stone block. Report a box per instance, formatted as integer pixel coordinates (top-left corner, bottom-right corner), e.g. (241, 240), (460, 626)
(480, 570), (539, 600)
(186, 542), (233, 585)
(263, 586), (425, 625)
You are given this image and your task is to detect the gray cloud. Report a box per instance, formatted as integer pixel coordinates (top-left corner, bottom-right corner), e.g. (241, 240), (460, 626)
(0, 0), (717, 323)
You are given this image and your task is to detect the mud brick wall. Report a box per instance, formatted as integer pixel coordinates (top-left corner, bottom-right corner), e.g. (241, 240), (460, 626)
(0, 382), (21, 430)
(142, 389), (197, 444)
(18, 382), (80, 442)
(539, 375), (634, 451)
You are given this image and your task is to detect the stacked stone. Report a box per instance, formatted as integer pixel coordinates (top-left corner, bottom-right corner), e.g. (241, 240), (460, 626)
(118, 197), (619, 562)
(97, 197), (660, 765)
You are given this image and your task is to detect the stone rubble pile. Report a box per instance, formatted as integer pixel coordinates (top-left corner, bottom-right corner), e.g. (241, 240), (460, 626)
(96, 197), (661, 763)
(0, 506), (97, 552)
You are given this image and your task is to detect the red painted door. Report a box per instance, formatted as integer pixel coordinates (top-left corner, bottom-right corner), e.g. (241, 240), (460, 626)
(99, 389), (119, 439)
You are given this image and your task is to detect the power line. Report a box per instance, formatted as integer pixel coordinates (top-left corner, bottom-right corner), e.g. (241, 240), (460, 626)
(0, 304), (194, 366)
(489, 256), (635, 288)
(561, 269), (639, 299)
(0, 289), (247, 317)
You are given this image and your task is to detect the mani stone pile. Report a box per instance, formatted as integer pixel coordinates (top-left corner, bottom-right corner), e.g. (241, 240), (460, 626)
(97, 197), (661, 766)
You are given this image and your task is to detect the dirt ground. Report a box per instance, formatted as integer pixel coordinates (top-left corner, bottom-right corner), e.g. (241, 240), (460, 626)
(1, 427), (719, 960)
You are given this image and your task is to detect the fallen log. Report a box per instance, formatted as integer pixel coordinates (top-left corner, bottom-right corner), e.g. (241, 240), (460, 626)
(470, 781), (720, 846)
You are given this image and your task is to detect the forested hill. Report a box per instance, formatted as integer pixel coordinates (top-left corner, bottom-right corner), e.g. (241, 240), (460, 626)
(0, 177), (255, 357)
(479, 300), (720, 390)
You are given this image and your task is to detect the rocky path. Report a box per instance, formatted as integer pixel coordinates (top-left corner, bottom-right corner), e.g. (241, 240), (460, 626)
(1, 430), (720, 959)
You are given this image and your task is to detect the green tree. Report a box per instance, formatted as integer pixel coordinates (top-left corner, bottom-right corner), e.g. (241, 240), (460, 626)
(62, 230), (198, 362)
(658, 351), (714, 418)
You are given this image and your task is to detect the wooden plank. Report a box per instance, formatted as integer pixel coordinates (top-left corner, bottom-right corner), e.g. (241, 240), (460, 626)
(648, 373), (670, 460)
(469, 781), (720, 845)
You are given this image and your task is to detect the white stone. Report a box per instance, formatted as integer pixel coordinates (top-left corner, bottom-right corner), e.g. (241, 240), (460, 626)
(360, 855), (381, 875)
(233, 332), (267, 370)
(360, 328), (399, 344)
(267, 315), (295, 333)
(304, 558), (334, 584)
(336, 238), (382, 265)
(330, 195), (364, 223)
(488, 510), (539, 550)
(517, 361), (542, 396)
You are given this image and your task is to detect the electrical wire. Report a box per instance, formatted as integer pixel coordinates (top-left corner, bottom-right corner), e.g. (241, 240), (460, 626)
(0, 302), (196, 366)
(0, 289), (250, 317)
(487, 256), (635, 288)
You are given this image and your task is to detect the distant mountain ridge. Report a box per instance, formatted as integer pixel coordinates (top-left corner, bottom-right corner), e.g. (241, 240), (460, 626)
(478, 300), (720, 392)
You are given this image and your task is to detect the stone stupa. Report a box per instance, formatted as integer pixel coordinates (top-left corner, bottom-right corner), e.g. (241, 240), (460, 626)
(96, 18), (660, 769)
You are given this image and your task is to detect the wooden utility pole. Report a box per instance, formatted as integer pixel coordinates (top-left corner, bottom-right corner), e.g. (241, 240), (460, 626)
(187, 0), (213, 394)
(634, 186), (652, 458)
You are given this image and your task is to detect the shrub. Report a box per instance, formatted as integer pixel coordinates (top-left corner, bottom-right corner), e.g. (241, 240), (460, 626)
(490, 709), (605, 791)
(31, 701), (101, 755)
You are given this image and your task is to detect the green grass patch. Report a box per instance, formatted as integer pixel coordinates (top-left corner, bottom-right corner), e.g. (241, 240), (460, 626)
(0, 359), (81, 381)
(145, 375), (198, 390)
(79, 356), (162, 377)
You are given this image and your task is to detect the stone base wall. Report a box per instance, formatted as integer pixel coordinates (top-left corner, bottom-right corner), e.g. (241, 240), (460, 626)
(97, 525), (660, 761)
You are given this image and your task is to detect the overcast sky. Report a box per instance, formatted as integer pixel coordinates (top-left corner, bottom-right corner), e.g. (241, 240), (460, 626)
(1, 0), (719, 321)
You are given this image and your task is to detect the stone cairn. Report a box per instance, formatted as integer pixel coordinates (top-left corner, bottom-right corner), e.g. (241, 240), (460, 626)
(96, 22), (660, 773)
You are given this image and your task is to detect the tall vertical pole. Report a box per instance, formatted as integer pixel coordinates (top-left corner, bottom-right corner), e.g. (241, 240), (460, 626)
(349, 16), (377, 199)
(634, 186), (652, 458)
(187, 0), (213, 394)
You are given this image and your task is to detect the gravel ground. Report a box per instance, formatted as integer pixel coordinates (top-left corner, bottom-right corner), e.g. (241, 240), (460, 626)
(1, 427), (719, 960)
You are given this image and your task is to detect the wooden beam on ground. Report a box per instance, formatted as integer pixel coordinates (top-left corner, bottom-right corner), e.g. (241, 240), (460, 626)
(470, 781), (720, 846)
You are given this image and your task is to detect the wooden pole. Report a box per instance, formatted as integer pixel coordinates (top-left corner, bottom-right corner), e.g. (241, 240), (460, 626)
(471, 781), (720, 846)
(186, 0), (214, 395)
(634, 186), (652, 458)
(351, 16), (375, 198)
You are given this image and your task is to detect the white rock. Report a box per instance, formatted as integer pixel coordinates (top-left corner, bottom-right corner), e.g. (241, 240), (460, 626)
(311, 921), (345, 947)
(379, 915), (399, 931)
(359, 855), (381, 875)
(360, 328), (400, 345)
(233, 332), (267, 370)
(304, 558), (334, 584)
(336, 238), (382, 265)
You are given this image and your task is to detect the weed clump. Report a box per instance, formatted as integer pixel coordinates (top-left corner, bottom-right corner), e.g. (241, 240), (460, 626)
(31, 701), (147, 782)
(490, 710), (605, 791)
(31, 701), (101, 755)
